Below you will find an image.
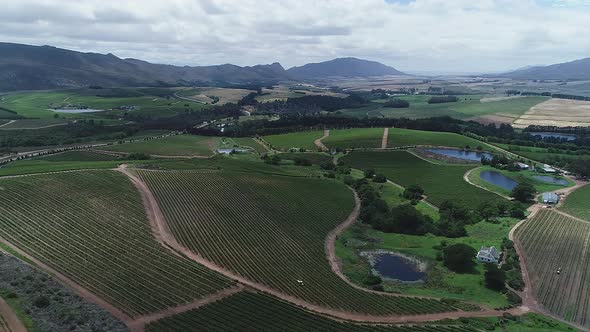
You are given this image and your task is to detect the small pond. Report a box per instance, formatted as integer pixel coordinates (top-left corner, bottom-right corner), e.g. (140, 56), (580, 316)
(532, 175), (569, 186)
(216, 148), (250, 154)
(425, 148), (492, 162)
(480, 170), (518, 191)
(51, 109), (105, 114)
(530, 132), (577, 141)
(361, 251), (426, 283)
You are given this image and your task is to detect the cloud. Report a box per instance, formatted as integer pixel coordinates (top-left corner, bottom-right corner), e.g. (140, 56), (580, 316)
(0, 0), (588, 73)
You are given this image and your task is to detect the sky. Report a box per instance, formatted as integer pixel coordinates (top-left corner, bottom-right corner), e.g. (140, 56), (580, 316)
(1, 0), (589, 74)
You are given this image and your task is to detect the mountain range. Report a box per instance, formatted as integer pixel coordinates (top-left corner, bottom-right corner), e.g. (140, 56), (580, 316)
(0, 43), (406, 91)
(500, 58), (590, 80)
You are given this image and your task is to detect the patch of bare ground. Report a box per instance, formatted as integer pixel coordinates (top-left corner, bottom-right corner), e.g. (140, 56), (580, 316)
(0, 297), (26, 332)
(314, 129), (330, 151)
(513, 98), (590, 128)
(469, 114), (518, 126)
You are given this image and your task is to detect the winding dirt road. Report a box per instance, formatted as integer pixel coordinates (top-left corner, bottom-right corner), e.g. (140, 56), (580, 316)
(0, 297), (26, 332)
(314, 129), (330, 151)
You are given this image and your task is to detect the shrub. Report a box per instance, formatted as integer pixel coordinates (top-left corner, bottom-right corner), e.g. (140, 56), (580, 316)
(484, 264), (506, 291)
(33, 295), (51, 308)
(126, 152), (151, 160)
(443, 244), (477, 273)
(372, 174), (387, 183)
(383, 99), (410, 108)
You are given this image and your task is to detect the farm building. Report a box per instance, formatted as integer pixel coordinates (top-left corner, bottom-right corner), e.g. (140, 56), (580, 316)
(476, 246), (500, 264)
(542, 164), (557, 173)
(542, 192), (560, 204)
(516, 162), (530, 170)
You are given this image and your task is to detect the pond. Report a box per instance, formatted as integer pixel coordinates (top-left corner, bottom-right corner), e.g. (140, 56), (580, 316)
(480, 170), (518, 191)
(216, 148), (250, 154)
(530, 132), (576, 141)
(360, 251), (426, 283)
(51, 109), (105, 114)
(425, 148), (492, 162)
(532, 175), (569, 186)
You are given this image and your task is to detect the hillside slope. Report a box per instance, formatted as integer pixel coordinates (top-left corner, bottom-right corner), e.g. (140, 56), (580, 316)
(287, 57), (406, 79)
(501, 57), (590, 80)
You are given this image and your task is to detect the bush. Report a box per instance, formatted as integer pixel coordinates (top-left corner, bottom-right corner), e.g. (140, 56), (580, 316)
(428, 96), (458, 104)
(403, 184), (424, 200)
(383, 99), (410, 108)
(372, 174), (387, 183)
(126, 152), (151, 160)
(320, 161), (336, 170)
(443, 244), (477, 273)
(364, 169), (376, 179)
(363, 274), (382, 286)
(33, 295), (51, 308)
(484, 264), (506, 291)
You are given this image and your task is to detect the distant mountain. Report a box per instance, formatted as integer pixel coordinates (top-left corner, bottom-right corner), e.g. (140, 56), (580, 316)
(500, 58), (590, 80)
(0, 43), (290, 91)
(287, 57), (406, 79)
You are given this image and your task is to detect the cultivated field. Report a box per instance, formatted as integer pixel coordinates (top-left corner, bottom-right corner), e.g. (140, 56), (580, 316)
(139, 170), (457, 315)
(323, 128), (384, 149)
(513, 98), (590, 128)
(101, 134), (219, 157)
(146, 291), (475, 332)
(561, 185), (590, 221)
(0, 118), (69, 130)
(0, 171), (234, 317)
(177, 87), (255, 105)
(263, 131), (324, 151)
(341, 151), (506, 206)
(516, 209), (590, 328)
(39, 150), (120, 162)
(229, 137), (268, 153)
(255, 85), (348, 103)
(387, 128), (488, 149)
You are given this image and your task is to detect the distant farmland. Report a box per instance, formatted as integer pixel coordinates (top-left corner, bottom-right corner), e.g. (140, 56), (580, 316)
(101, 134), (220, 157)
(516, 209), (590, 329)
(513, 98), (590, 128)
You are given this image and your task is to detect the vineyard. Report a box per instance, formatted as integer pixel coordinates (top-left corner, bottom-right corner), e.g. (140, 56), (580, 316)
(341, 151), (505, 207)
(39, 150), (120, 162)
(138, 170), (458, 315)
(515, 209), (590, 328)
(100, 134), (219, 156)
(0, 171), (233, 317)
(263, 130), (323, 151)
(561, 184), (590, 221)
(146, 291), (477, 332)
(387, 128), (489, 150)
(323, 128), (384, 149)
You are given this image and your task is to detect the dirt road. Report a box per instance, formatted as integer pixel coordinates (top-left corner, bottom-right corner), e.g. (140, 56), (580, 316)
(381, 128), (389, 149)
(0, 297), (26, 332)
(314, 130), (330, 151)
(0, 120), (15, 129)
(463, 168), (512, 200)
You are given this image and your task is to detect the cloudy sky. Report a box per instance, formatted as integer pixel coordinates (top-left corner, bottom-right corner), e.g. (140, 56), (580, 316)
(1, 0), (589, 74)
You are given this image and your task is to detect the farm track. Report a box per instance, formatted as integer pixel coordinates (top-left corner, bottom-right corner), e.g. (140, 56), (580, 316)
(0, 296), (26, 332)
(0, 120), (15, 128)
(119, 165), (533, 325)
(381, 128), (389, 149)
(314, 129), (330, 151)
(0, 121), (69, 130)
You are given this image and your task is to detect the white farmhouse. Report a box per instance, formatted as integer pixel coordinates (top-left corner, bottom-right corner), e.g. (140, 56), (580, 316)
(476, 246), (500, 264)
(516, 162), (530, 170)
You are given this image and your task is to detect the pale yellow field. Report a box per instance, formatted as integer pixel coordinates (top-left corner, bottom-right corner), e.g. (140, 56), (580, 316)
(513, 98), (590, 128)
(255, 85), (347, 102)
(185, 88), (255, 105)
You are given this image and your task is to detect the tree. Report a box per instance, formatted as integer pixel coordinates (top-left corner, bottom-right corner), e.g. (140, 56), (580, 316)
(478, 201), (500, 221)
(403, 184), (424, 200)
(320, 161), (336, 170)
(383, 99), (410, 108)
(510, 182), (535, 203)
(388, 204), (433, 235)
(373, 174), (387, 183)
(484, 264), (506, 291)
(364, 169), (376, 179)
(443, 244), (477, 273)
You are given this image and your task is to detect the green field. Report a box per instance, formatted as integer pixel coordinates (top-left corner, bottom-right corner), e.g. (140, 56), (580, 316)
(0, 118), (70, 130)
(230, 137), (268, 153)
(323, 128), (385, 149)
(516, 210), (590, 329)
(146, 291), (475, 332)
(263, 131), (324, 151)
(278, 152), (333, 165)
(561, 185), (590, 221)
(139, 169), (459, 315)
(494, 143), (590, 165)
(0, 88), (207, 119)
(337, 219), (518, 307)
(387, 128), (489, 150)
(0, 171), (233, 317)
(38, 150), (121, 162)
(378, 96), (547, 120)
(341, 151), (506, 207)
(101, 134), (220, 156)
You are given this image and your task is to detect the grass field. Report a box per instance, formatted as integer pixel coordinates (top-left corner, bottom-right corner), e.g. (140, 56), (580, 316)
(139, 170), (459, 315)
(0, 118), (70, 130)
(341, 151), (506, 207)
(337, 219), (518, 308)
(516, 210), (590, 329)
(561, 185), (590, 221)
(387, 128), (489, 149)
(176, 87), (254, 105)
(263, 131), (324, 151)
(38, 150), (121, 162)
(101, 134), (220, 156)
(146, 291), (475, 332)
(0, 88), (207, 119)
(323, 128), (385, 149)
(278, 152), (333, 165)
(0, 171), (233, 317)
(494, 143), (590, 165)
(230, 138), (268, 153)
(377, 97), (547, 121)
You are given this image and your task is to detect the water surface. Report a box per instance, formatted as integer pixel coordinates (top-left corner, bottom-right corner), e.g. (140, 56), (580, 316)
(52, 109), (105, 114)
(532, 175), (569, 186)
(364, 252), (426, 282)
(426, 148), (492, 162)
(480, 170), (518, 191)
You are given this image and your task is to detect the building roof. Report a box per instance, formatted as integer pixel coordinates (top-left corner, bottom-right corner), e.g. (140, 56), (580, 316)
(542, 192), (559, 202)
(477, 246), (500, 260)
